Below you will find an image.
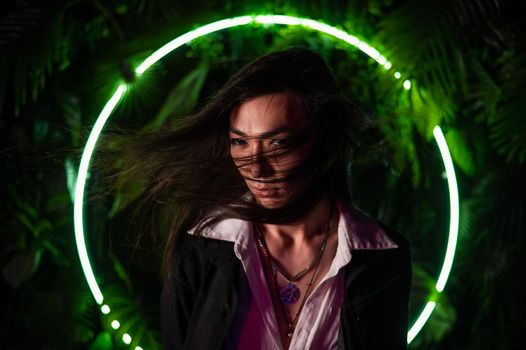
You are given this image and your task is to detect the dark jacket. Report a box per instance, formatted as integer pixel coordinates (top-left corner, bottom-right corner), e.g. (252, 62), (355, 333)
(160, 218), (411, 350)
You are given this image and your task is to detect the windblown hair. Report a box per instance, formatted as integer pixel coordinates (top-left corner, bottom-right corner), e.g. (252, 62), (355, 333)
(99, 47), (381, 282)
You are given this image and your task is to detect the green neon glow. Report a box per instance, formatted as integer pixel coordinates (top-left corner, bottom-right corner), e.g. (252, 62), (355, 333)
(406, 127), (459, 343)
(75, 14), (459, 347)
(255, 15), (394, 69)
(407, 301), (437, 343)
(111, 320), (120, 329)
(432, 126), (459, 292)
(74, 83), (127, 305)
(123, 333), (132, 344)
(101, 304), (110, 314)
(135, 16), (252, 75)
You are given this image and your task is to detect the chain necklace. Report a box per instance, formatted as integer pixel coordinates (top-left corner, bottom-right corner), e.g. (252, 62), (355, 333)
(271, 232), (328, 283)
(254, 221), (330, 305)
(253, 201), (333, 338)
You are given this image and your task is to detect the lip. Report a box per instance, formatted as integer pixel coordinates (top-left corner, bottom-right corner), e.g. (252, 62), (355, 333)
(251, 187), (278, 198)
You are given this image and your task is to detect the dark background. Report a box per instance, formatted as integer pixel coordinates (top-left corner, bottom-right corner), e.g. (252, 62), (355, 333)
(2, 0), (525, 349)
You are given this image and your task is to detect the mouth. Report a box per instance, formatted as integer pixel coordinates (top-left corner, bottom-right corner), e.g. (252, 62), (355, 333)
(251, 187), (279, 198)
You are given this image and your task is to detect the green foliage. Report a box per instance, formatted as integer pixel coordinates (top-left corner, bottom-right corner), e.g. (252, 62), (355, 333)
(2, 0), (525, 349)
(448, 166), (526, 348)
(489, 51), (526, 163)
(143, 64), (209, 133)
(376, 0), (466, 99)
(412, 299), (457, 348)
(100, 282), (162, 349)
(410, 86), (456, 140)
(444, 128), (476, 177)
(408, 266), (456, 349)
(0, 6), (69, 115)
(89, 332), (114, 350)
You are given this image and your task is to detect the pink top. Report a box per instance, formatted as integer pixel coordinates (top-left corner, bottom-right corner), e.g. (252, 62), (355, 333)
(187, 201), (398, 349)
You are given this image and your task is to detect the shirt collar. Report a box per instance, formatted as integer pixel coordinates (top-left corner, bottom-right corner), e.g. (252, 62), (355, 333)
(187, 200), (398, 251)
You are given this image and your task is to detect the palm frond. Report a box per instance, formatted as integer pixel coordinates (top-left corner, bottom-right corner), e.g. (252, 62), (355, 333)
(488, 51), (526, 163)
(131, 0), (182, 23)
(143, 64), (209, 133)
(409, 86), (456, 140)
(376, 0), (467, 100)
(0, 4), (67, 115)
(452, 166), (526, 337)
(102, 282), (162, 350)
(449, 0), (508, 50)
(444, 127), (476, 177)
(464, 58), (501, 124)
(408, 265), (456, 348)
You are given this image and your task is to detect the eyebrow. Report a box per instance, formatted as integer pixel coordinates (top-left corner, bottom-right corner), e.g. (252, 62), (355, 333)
(229, 126), (292, 138)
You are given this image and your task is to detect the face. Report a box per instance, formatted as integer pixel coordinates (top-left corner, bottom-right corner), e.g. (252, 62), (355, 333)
(229, 92), (315, 209)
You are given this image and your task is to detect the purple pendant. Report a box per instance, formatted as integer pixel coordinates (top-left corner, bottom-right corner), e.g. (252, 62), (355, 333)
(279, 283), (300, 304)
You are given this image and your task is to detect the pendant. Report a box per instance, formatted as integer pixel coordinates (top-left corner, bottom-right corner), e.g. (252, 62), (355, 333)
(279, 283), (300, 304)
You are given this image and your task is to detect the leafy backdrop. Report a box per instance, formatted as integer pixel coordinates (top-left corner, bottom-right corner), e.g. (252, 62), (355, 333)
(2, 0), (524, 349)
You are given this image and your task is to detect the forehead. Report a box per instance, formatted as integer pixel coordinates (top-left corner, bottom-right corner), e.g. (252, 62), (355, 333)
(229, 92), (308, 134)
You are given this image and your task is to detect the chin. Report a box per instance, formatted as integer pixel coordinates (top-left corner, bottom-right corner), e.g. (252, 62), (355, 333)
(254, 197), (280, 208)
(253, 193), (293, 209)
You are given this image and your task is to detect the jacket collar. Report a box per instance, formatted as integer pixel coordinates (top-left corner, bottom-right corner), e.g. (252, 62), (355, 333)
(187, 200), (398, 251)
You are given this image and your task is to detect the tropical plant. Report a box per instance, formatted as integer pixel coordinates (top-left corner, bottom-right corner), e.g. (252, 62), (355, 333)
(1, 0), (524, 349)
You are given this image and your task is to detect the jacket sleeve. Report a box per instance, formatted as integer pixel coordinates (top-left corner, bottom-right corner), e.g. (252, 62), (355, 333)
(160, 234), (201, 350)
(344, 225), (412, 350)
(160, 234), (240, 350)
(373, 227), (412, 349)
(160, 279), (194, 349)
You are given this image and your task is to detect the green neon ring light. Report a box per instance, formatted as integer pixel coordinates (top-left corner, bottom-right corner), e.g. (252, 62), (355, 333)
(73, 15), (459, 347)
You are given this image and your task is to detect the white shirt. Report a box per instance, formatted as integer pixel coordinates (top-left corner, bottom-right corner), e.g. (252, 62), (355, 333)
(187, 201), (398, 349)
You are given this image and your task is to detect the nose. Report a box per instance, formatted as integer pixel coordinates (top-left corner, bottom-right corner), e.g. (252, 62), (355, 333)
(249, 146), (273, 178)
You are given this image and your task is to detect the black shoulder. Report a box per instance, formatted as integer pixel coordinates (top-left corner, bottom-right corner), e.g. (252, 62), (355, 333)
(169, 233), (238, 286)
(376, 221), (412, 286)
(376, 221), (410, 252)
(175, 233), (236, 262)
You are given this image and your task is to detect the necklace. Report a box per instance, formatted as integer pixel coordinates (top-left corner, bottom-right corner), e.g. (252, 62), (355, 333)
(254, 220), (330, 305)
(253, 200), (334, 338)
(278, 245), (322, 338)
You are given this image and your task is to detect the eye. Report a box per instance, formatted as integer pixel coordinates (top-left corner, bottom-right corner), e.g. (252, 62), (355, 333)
(230, 138), (247, 146)
(270, 139), (290, 147)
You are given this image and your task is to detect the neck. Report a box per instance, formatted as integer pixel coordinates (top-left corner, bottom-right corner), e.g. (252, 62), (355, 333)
(260, 195), (333, 246)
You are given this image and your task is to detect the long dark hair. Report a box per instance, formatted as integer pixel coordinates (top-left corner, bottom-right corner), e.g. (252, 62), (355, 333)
(99, 47), (380, 281)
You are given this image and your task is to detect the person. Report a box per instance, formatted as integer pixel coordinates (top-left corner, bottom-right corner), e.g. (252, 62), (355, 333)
(117, 47), (411, 349)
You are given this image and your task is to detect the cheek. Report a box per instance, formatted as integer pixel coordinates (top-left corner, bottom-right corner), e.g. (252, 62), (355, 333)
(229, 145), (245, 163)
(274, 146), (313, 171)
(230, 149), (248, 169)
